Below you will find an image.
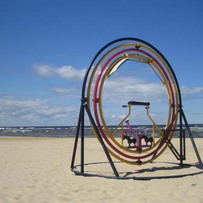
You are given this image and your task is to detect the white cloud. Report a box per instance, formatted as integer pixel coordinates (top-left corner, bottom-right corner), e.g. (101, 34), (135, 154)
(33, 64), (53, 76)
(181, 86), (203, 95)
(102, 77), (166, 104)
(0, 96), (45, 108)
(89, 76), (203, 125)
(100, 77), (203, 105)
(0, 96), (78, 126)
(1, 74), (203, 126)
(34, 64), (86, 79)
(51, 87), (81, 98)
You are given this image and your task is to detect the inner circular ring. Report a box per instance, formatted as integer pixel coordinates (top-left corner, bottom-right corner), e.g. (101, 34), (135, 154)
(89, 42), (179, 164)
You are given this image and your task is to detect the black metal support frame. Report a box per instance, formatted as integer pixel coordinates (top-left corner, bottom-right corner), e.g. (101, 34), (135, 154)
(71, 99), (119, 177)
(70, 37), (203, 179)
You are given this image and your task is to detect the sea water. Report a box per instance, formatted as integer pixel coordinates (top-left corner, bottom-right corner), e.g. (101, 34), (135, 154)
(0, 124), (203, 138)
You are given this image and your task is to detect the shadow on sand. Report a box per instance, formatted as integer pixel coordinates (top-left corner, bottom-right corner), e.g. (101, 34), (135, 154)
(71, 161), (203, 180)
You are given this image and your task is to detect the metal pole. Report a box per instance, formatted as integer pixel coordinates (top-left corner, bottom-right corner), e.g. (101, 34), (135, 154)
(71, 104), (82, 169)
(81, 102), (85, 173)
(179, 106), (183, 165)
(181, 109), (203, 169)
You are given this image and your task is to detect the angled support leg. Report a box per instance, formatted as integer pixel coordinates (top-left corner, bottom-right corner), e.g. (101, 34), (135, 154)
(71, 104), (83, 169)
(180, 109), (203, 169)
(84, 103), (119, 178)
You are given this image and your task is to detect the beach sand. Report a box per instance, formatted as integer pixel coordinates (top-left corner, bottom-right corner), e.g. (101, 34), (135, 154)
(0, 136), (203, 203)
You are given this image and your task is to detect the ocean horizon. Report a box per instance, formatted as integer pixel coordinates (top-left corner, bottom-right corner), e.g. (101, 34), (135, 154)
(0, 124), (203, 138)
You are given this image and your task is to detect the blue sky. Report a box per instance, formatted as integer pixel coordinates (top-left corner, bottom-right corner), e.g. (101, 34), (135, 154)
(0, 0), (203, 126)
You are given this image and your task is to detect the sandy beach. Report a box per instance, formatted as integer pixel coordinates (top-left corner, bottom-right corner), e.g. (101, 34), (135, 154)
(0, 136), (203, 203)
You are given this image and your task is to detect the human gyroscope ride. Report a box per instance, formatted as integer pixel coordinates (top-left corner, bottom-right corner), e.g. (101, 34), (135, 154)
(71, 37), (203, 179)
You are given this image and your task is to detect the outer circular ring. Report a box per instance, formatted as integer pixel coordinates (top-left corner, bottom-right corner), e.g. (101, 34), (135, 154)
(86, 39), (180, 165)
